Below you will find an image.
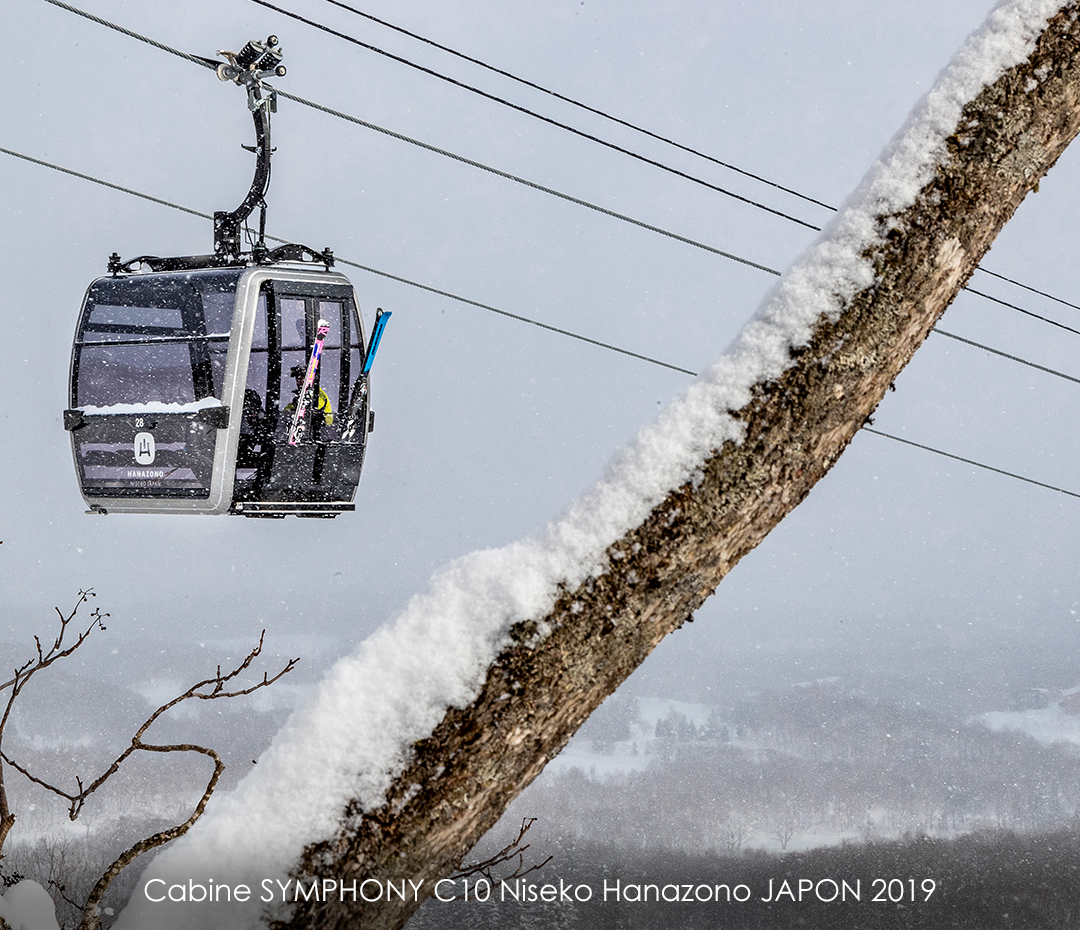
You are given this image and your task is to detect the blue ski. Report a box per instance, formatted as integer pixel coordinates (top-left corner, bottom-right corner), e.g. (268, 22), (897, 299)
(362, 308), (391, 374)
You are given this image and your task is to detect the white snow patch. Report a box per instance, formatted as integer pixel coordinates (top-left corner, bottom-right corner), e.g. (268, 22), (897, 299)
(634, 697), (713, 730)
(549, 740), (653, 777)
(549, 698), (714, 776)
(131, 678), (186, 707)
(0, 882), (61, 930)
(982, 703), (1080, 745)
(116, 3), (1066, 928)
(78, 397), (223, 414)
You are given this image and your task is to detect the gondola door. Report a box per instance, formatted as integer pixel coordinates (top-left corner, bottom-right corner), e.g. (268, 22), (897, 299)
(231, 275), (369, 517)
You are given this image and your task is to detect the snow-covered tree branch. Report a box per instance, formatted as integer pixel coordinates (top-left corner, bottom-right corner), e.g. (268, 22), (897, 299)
(117, 3), (1080, 929)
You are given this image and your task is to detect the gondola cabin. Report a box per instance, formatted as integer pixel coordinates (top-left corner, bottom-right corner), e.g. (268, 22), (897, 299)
(66, 265), (386, 517)
(63, 35), (389, 517)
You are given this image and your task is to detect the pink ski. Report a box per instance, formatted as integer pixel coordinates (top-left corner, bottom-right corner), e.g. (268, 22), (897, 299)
(287, 318), (331, 446)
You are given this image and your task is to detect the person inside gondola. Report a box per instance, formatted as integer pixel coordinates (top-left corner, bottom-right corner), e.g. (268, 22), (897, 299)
(283, 363), (333, 429)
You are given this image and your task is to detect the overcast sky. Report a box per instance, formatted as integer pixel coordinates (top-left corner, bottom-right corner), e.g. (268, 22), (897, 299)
(2, 0), (1079, 708)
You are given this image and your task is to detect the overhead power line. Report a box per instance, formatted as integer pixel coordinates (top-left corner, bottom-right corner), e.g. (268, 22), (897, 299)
(0, 145), (693, 376)
(313, 0), (835, 212)
(862, 428), (1080, 501)
(963, 286), (1080, 337)
(339, 259), (697, 375)
(249, 0), (820, 231)
(303, 0), (1080, 322)
(10, 142), (1079, 390)
(4, 143), (1078, 504)
(40, 0), (215, 69)
(40, 0), (1080, 339)
(976, 266), (1080, 315)
(932, 327), (1080, 385)
(281, 61), (1080, 337)
(269, 85), (782, 275)
(38, 0), (780, 277)
(0, 147), (210, 221)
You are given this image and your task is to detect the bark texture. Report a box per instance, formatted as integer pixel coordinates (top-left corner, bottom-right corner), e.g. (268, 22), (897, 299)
(277, 7), (1080, 928)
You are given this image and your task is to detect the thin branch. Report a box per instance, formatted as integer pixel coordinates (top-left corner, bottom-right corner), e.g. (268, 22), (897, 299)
(451, 818), (552, 884)
(0, 588), (297, 928)
(47, 877), (81, 914)
(2, 632), (297, 820)
(0, 591), (108, 853)
(77, 744), (225, 930)
(71, 637), (298, 929)
(0, 591), (106, 699)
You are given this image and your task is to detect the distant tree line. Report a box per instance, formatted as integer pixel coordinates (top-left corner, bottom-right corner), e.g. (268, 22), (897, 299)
(407, 827), (1080, 929)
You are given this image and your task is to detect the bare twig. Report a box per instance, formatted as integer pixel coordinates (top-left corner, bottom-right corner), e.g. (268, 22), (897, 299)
(0, 590), (108, 853)
(451, 818), (552, 884)
(75, 742), (224, 930)
(47, 876), (81, 913)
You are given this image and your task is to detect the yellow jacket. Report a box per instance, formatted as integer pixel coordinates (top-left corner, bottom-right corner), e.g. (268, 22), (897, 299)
(285, 388), (333, 426)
